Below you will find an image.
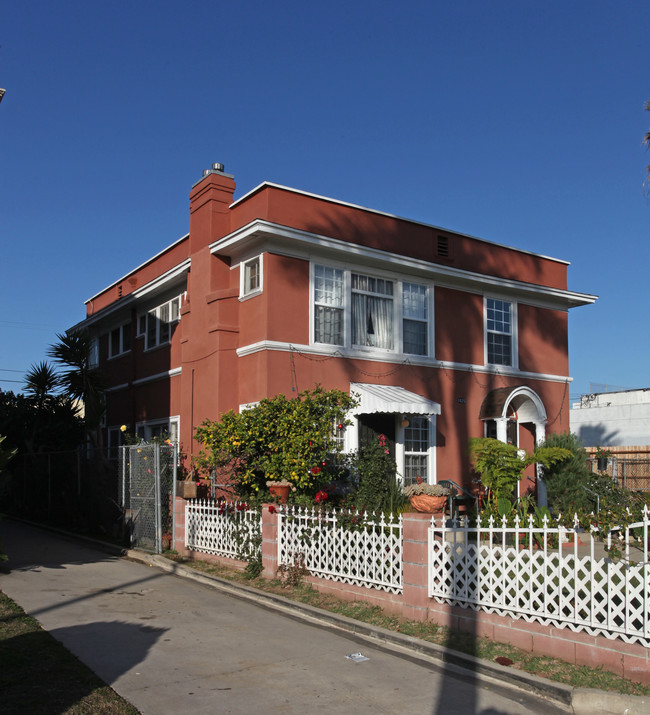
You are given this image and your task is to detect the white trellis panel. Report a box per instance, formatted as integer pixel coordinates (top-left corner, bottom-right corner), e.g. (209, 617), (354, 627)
(278, 506), (403, 594)
(185, 499), (261, 559)
(428, 508), (650, 647)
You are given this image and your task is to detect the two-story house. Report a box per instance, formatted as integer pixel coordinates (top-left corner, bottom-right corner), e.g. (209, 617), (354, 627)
(72, 163), (596, 493)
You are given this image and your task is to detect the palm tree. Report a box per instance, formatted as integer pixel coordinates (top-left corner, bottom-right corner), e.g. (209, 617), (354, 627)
(24, 361), (60, 411)
(47, 331), (105, 450)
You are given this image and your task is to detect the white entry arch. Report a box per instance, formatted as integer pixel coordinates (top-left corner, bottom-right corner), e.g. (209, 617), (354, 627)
(479, 385), (547, 446)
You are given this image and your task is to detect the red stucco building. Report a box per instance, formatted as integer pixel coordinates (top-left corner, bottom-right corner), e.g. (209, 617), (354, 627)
(73, 163), (596, 492)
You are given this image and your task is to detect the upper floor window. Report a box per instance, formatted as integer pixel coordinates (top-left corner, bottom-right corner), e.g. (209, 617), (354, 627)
(136, 417), (179, 443)
(486, 297), (514, 366)
(89, 337), (99, 369)
(109, 322), (131, 358)
(402, 282), (428, 356)
(140, 295), (182, 351)
(313, 264), (430, 356)
(241, 256), (262, 298)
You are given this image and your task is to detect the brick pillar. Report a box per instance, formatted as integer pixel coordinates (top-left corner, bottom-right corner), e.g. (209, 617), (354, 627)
(173, 496), (189, 556)
(261, 504), (279, 577)
(401, 512), (431, 621)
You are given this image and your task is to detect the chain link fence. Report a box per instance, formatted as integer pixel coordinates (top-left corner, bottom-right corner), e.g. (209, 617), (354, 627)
(119, 442), (178, 553)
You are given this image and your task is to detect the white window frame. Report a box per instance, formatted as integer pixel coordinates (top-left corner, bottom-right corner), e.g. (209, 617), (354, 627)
(107, 424), (129, 459)
(240, 255), (263, 299)
(395, 414), (436, 485)
(89, 336), (99, 369)
(139, 295), (183, 351)
(484, 296), (517, 368)
(108, 322), (132, 359)
(311, 262), (432, 357)
(135, 416), (180, 443)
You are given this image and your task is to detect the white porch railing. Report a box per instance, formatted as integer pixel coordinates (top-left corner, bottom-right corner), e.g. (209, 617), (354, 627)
(185, 499), (261, 559)
(278, 506), (403, 594)
(428, 508), (650, 647)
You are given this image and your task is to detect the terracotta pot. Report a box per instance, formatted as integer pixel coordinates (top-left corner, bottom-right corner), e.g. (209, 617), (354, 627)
(269, 483), (290, 503)
(409, 494), (447, 513)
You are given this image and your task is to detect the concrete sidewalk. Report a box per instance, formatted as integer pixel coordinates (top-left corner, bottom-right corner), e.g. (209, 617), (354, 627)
(0, 519), (647, 715)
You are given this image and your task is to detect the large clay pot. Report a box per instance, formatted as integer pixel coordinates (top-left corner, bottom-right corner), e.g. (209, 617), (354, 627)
(409, 494), (447, 513)
(269, 483), (290, 503)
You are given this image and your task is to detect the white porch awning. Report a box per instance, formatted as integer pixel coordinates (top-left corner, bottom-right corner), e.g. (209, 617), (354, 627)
(350, 383), (441, 416)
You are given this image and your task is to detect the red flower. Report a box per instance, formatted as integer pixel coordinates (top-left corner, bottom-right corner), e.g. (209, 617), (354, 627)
(315, 490), (328, 504)
(268, 504), (277, 514)
(378, 433), (387, 447)
(310, 466), (321, 475)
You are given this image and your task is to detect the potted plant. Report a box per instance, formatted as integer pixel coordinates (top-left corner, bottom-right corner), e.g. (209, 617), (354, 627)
(594, 446), (612, 472)
(403, 482), (451, 513)
(266, 479), (295, 503)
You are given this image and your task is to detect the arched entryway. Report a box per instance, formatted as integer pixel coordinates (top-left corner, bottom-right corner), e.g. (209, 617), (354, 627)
(479, 386), (548, 500)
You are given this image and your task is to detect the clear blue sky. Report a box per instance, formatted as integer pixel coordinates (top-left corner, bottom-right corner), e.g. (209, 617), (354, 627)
(1, 1), (648, 399)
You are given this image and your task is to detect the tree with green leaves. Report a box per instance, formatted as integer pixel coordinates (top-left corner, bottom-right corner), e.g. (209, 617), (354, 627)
(47, 331), (105, 449)
(195, 386), (357, 496)
(469, 437), (571, 509)
(537, 431), (593, 515)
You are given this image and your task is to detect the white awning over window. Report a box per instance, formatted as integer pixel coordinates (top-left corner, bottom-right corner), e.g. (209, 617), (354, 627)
(350, 383), (441, 416)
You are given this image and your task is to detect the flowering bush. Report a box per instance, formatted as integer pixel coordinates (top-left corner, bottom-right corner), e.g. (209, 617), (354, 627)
(346, 434), (405, 514)
(195, 386), (357, 495)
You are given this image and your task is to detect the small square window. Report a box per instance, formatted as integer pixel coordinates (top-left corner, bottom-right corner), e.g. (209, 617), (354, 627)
(242, 256), (262, 297)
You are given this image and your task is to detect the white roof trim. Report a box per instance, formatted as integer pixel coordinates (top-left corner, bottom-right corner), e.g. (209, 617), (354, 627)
(85, 234), (189, 304)
(211, 219), (596, 310)
(350, 382), (441, 416)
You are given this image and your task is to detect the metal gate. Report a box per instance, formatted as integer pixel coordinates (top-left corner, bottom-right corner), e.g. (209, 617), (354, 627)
(119, 442), (178, 552)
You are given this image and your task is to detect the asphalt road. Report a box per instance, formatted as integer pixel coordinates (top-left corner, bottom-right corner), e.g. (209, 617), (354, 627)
(0, 519), (569, 714)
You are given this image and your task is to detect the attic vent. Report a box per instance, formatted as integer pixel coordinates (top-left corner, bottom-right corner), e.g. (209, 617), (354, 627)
(118, 284), (123, 298)
(437, 235), (450, 258)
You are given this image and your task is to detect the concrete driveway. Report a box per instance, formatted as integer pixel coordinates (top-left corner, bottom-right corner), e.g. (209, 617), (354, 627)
(0, 519), (570, 714)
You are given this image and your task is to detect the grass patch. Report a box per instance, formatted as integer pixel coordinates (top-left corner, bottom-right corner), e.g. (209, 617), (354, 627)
(0, 590), (139, 714)
(163, 551), (650, 698)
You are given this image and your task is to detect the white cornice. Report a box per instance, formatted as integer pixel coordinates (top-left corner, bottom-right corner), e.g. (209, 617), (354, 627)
(211, 219), (596, 310)
(132, 367), (182, 386)
(235, 340), (572, 384)
(85, 235), (189, 304)
(71, 260), (190, 332)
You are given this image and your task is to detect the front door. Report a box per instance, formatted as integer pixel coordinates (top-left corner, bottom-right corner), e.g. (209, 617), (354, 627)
(357, 413), (396, 458)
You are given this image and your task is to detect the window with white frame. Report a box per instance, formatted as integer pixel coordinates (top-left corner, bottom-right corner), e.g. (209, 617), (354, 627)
(486, 297), (514, 366)
(403, 416), (429, 485)
(141, 295), (182, 351)
(109, 322), (131, 358)
(402, 282), (428, 355)
(314, 265), (345, 345)
(136, 417), (179, 443)
(352, 273), (394, 349)
(313, 264), (430, 356)
(89, 336), (99, 368)
(107, 425), (128, 459)
(241, 256), (262, 297)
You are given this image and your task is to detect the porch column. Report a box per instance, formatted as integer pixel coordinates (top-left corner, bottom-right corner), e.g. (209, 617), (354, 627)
(533, 420), (548, 508)
(495, 418), (508, 443)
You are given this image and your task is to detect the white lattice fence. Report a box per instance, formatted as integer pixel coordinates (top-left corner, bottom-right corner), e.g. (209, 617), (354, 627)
(278, 506), (402, 593)
(428, 510), (650, 647)
(185, 499), (261, 560)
